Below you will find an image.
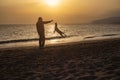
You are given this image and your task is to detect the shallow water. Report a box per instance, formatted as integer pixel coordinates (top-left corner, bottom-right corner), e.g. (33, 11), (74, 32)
(0, 24), (120, 48)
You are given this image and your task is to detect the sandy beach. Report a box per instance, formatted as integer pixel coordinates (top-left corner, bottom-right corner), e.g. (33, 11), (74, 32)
(0, 38), (120, 80)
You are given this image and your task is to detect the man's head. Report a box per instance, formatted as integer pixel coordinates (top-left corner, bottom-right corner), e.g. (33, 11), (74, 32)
(55, 22), (57, 25)
(38, 17), (43, 21)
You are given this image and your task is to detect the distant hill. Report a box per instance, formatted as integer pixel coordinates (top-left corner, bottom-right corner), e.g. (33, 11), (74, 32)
(92, 17), (120, 24)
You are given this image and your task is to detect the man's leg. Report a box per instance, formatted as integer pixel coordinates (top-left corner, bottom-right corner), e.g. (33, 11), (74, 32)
(39, 37), (42, 48)
(40, 34), (45, 48)
(41, 37), (45, 47)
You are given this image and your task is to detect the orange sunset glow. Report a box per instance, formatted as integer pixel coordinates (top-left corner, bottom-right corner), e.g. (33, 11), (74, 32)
(0, 0), (120, 24)
(44, 0), (60, 7)
(0, 0), (120, 80)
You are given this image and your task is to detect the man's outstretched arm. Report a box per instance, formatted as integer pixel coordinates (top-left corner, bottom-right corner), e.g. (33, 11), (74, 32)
(43, 20), (53, 24)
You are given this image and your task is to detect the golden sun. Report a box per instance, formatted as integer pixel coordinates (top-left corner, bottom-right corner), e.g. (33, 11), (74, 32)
(44, 0), (60, 6)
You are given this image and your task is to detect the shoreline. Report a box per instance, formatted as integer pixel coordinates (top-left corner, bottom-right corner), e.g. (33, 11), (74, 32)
(0, 37), (120, 50)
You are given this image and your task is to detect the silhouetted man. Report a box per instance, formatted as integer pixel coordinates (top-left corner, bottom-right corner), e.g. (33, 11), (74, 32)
(54, 22), (67, 37)
(36, 17), (53, 48)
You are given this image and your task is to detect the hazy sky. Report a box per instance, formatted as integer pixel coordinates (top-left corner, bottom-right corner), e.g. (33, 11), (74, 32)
(0, 0), (120, 24)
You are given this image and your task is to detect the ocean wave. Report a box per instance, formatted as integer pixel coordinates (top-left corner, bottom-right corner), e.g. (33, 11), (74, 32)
(0, 35), (76, 44)
(84, 34), (120, 39)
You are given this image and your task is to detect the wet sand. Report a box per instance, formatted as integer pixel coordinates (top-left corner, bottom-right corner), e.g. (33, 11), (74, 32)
(0, 38), (120, 80)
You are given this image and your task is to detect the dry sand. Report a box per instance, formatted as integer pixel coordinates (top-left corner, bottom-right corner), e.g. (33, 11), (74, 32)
(0, 38), (120, 80)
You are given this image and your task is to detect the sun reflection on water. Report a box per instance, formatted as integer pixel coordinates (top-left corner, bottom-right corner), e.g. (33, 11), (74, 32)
(49, 39), (58, 44)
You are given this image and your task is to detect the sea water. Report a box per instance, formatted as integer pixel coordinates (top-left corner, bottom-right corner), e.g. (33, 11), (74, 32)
(0, 24), (120, 48)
